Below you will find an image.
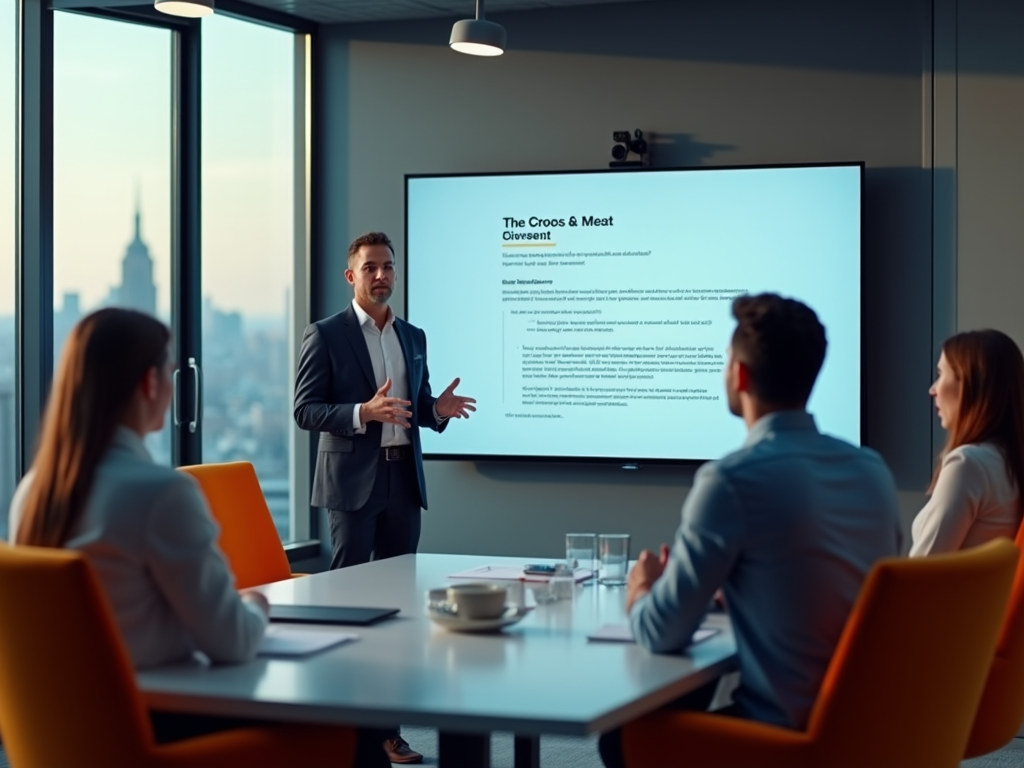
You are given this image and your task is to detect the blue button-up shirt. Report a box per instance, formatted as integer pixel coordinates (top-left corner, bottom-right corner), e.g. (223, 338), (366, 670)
(631, 410), (901, 729)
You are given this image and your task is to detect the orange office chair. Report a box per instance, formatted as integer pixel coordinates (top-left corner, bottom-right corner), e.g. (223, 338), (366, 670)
(0, 543), (353, 768)
(178, 462), (299, 589)
(622, 538), (1019, 768)
(963, 521), (1024, 757)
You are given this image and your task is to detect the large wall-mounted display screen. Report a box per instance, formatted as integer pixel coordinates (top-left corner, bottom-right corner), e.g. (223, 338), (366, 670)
(407, 163), (862, 462)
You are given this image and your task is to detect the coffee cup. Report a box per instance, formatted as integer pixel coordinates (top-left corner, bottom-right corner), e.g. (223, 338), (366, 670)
(445, 583), (508, 620)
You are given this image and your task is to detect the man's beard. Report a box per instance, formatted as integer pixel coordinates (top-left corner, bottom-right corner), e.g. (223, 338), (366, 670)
(369, 286), (392, 305)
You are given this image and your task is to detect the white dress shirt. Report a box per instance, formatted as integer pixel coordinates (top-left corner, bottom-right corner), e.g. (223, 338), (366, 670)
(350, 299), (445, 446)
(911, 442), (1022, 556)
(8, 428), (267, 668)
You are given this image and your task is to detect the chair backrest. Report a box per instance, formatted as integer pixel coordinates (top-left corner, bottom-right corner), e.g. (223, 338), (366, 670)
(963, 521), (1024, 757)
(805, 538), (1017, 768)
(0, 543), (154, 768)
(178, 461), (292, 589)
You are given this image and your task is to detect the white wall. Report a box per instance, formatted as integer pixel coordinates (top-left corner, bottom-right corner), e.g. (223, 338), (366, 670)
(315, 0), (999, 558)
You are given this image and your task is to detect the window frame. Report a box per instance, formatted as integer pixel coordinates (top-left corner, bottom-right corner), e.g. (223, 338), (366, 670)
(15, 0), (320, 558)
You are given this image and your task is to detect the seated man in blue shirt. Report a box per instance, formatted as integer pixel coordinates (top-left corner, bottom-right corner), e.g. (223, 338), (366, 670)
(600, 293), (902, 768)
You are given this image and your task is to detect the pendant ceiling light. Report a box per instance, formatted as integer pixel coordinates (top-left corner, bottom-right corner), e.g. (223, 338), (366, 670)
(154, 0), (214, 18)
(450, 0), (506, 57)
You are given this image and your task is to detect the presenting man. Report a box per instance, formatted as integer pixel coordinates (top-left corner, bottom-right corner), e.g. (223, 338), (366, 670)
(294, 231), (475, 764)
(600, 293), (902, 768)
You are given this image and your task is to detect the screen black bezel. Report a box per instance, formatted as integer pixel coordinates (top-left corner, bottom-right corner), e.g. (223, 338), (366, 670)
(404, 160), (865, 465)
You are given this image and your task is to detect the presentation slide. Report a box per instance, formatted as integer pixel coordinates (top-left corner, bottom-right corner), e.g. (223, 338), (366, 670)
(407, 164), (861, 462)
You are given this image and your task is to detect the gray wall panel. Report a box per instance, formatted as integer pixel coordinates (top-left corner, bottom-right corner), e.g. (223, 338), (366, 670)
(956, 0), (1024, 343)
(316, 34), (353, 317)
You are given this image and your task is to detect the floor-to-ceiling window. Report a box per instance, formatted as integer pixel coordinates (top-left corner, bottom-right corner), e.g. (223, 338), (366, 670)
(202, 15), (297, 541)
(12, 6), (310, 545)
(0, 1), (15, 539)
(52, 11), (172, 463)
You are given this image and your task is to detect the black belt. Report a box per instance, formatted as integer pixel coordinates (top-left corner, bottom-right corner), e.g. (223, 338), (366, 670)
(379, 446), (410, 461)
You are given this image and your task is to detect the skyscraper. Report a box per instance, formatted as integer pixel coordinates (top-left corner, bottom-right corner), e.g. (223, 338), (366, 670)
(114, 203), (157, 317)
(53, 291), (81, 366)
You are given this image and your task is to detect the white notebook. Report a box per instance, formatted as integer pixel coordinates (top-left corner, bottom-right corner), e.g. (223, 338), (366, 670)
(588, 624), (719, 645)
(258, 626), (359, 657)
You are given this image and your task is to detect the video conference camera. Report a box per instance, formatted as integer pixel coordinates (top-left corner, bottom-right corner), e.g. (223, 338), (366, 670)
(610, 129), (648, 168)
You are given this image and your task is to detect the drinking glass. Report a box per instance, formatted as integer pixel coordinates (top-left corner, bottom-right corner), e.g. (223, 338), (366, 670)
(530, 581), (557, 604)
(598, 534), (631, 586)
(566, 532), (597, 577)
(550, 563), (576, 600)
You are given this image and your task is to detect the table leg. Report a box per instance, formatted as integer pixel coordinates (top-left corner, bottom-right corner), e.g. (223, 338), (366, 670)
(438, 731), (490, 768)
(514, 734), (540, 768)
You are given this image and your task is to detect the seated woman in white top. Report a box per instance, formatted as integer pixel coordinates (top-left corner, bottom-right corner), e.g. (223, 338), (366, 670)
(911, 329), (1024, 556)
(9, 308), (269, 666)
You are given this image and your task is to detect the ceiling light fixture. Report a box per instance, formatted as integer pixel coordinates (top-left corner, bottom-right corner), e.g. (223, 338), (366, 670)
(450, 0), (506, 57)
(154, 0), (214, 18)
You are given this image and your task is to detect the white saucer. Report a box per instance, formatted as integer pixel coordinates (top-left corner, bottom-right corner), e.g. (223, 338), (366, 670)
(426, 604), (528, 633)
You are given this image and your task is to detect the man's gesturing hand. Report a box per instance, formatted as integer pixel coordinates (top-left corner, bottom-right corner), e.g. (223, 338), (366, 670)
(361, 378), (412, 427)
(626, 544), (669, 614)
(435, 377), (477, 420)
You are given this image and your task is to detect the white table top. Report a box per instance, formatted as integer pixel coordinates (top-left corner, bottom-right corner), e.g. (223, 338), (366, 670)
(137, 554), (737, 736)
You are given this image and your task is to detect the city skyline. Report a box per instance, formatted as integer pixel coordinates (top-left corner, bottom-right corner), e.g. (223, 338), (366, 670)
(0, 9), (296, 318)
(52, 202), (291, 327)
(2, 197), (294, 540)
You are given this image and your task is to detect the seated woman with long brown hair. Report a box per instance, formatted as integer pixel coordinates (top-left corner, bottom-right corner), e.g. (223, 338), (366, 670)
(9, 308), (269, 666)
(7, 308), (391, 764)
(911, 329), (1024, 555)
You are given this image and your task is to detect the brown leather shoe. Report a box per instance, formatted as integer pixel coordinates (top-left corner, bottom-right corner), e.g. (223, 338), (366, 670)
(383, 736), (423, 764)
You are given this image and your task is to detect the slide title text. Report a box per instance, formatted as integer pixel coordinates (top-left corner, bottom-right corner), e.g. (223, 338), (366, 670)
(503, 214), (614, 242)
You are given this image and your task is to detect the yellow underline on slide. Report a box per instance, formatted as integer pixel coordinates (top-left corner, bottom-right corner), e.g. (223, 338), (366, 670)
(502, 243), (556, 247)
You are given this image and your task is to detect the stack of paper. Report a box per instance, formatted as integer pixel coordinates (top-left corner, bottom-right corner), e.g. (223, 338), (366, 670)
(258, 626), (359, 657)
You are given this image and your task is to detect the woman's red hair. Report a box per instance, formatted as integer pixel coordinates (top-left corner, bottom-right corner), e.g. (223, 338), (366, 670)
(929, 329), (1024, 506)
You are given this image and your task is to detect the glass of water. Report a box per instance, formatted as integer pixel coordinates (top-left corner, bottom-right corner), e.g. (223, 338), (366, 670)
(550, 563), (576, 600)
(598, 534), (631, 586)
(566, 532), (597, 577)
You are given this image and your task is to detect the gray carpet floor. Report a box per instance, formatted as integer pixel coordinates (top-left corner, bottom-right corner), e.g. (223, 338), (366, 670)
(962, 738), (1024, 768)
(396, 730), (1024, 768)
(0, 732), (1019, 766)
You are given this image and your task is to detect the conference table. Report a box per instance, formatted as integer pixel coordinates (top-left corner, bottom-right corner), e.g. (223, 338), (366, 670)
(138, 554), (737, 768)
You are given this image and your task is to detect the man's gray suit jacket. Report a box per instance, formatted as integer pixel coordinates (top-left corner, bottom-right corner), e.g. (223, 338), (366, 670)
(293, 305), (447, 512)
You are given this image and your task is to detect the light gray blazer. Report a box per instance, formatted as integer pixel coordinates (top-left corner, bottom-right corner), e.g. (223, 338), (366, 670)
(9, 428), (266, 668)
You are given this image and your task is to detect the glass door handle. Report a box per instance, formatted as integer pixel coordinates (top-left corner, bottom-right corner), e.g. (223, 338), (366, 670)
(172, 367), (182, 427)
(188, 357), (203, 434)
